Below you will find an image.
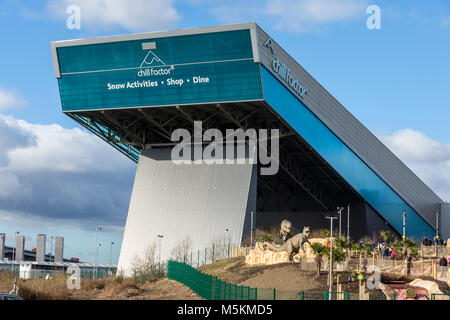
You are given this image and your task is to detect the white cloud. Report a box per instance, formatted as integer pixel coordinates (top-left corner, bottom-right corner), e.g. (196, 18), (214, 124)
(381, 129), (450, 202)
(46, 0), (180, 31)
(441, 16), (450, 27)
(265, 0), (367, 32)
(192, 0), (368, 33)
(0, 114), (136, 228)
(0, 88), (26, 112)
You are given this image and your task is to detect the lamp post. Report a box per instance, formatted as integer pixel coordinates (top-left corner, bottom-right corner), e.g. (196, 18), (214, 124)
(250, 210), (255, 248)
(347, 204), (350, 243)
(97, 243), (102, 278)
(325, 214), (338, 300)
(402, 210), (407, 241)
(157, 235), (164, 264)
(225, 229), (230, 258)
(337, 207), (344, 239)
(94, 226), (102, 279)
(109, 242), (114, 275)
(436, 211), (439, 239)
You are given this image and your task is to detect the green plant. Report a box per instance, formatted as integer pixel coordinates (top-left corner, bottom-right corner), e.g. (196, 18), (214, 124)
(323, 246), (347, 263)
(403, 237), (417, 249)
(335, 236), (349, 250)
(362, 243), (373, 253)
(260, 233), (273, 243)
(321, 229), (331, 238)
(379, 230), (393, 244)
(311, 243), (327, 257)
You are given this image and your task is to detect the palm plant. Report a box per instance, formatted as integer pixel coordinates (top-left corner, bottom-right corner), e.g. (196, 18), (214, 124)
(260, 233), (273, 243)
(362, 243), (373, 254)
(321, 229), (331, 238)
(311, 243), (327, 276)
(379, 230), (393, 244)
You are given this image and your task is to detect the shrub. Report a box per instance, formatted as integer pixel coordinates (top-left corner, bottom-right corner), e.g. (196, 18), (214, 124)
(260, 233), (273, 243)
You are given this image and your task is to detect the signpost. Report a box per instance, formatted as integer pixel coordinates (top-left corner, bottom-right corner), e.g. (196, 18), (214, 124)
(325, 213), (338, 300)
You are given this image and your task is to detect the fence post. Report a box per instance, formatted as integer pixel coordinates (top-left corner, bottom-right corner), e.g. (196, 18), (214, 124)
(273, 288), (276, 300)
(212, 244), (215, 263)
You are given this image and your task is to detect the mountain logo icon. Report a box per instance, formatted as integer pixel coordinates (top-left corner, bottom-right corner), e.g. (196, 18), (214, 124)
(140, 42), (166, 68)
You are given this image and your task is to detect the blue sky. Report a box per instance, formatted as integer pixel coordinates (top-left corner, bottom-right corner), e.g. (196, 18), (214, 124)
(0, 0), (449, 264)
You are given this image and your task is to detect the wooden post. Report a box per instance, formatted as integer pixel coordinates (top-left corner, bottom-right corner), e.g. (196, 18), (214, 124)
(359, 253), (362, 272)
(372, 252), (375, 269)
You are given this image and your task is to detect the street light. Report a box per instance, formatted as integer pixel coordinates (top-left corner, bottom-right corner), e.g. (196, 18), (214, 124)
(250, 210), (255, 248)
(402, 210), (407, 241)
(347, 204), (351, 243)
(225, 229), (230, 258)
(109, 242), (114, 275)
(94, 226), (102, 279)
(325, 213), (338, 300)
(337, 207), (344, 239)
(157, 235), (164, 263)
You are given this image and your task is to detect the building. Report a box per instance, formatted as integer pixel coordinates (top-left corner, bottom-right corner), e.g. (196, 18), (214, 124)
(50, 23), (447, 276)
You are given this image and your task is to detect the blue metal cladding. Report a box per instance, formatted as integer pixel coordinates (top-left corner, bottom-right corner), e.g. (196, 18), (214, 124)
(260, 66), (435, 239)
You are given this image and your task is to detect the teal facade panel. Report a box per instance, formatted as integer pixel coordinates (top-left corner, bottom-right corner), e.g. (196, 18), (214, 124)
(56, 30), (263, 111)
(261, 66), (435, 239)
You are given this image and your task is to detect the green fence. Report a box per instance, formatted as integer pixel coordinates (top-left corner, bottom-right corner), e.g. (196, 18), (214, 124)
(168, 260), (257, 300)
(430, 293), (450, 300)
(168, 260), (349, 300)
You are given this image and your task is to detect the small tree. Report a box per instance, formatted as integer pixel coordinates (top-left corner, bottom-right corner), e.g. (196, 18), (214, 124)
(260, 233), (273, 243)
(129, 241), (158, 283)
(362, 243), (373, 254)
(323, 246), (347, 267)
(321, 229), (331, 238)
(379, 230), (393, 244)
(311, 243), (327, 276)
(335, 236), (350, 250)
(169, 236), (193, 263)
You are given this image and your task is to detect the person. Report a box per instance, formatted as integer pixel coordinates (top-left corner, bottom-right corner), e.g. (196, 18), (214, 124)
(362, 255), (368, 272)
(439, 255), (448, 278)
(406, 255), (412, 276)
(423, 237), (429, 246)
(381, 245), (386, 259)
(315, 254), (322, 277)
(392, 249), (396, 260)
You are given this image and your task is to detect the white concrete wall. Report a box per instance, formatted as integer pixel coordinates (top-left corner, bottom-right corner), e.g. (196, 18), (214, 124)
(117, 148), (256, 276)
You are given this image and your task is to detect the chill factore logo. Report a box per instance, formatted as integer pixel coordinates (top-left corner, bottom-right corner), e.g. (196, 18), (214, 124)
(107, 41), (209, 91)
(137, 41), (175, 77)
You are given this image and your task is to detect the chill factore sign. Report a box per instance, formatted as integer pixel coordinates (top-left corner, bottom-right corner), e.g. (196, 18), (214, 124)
(106, 42), (210, 91)
(55, 29), (263, 111)
(264, 38), (309, 99)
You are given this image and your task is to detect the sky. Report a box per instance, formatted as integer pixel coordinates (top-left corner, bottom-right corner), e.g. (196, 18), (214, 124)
(0, 0), (449, 264)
